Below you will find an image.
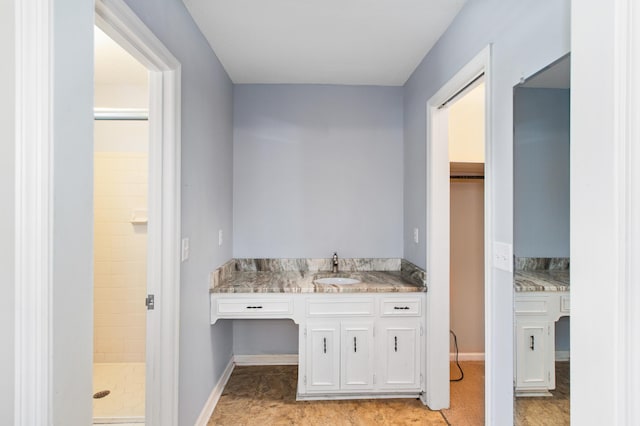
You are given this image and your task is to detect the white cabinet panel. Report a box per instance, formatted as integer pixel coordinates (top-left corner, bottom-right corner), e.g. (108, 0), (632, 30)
(379, 320), (421, 390)
(514, 291), (568, 396)
(340, 322), (374, 390)
(306, 322), (340, 391)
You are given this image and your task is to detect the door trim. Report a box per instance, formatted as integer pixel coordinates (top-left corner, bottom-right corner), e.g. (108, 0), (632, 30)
(423, 45), (493, 413)
(95, 1), (182, 424)
(14, 0), (54, 422)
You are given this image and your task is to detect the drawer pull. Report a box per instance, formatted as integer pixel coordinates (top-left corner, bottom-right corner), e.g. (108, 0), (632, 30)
(393, 306), (410, 310)
(323, 337), (327, 354)
(354, 337), (357, 353)
(246, 306), (263, 309)
(530, 335), (535, 351)
(394, 336), (398, 352)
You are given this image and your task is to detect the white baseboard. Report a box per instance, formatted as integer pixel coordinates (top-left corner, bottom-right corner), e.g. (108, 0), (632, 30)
(555, 351), (571, 361)
(233, 354), (299, 365)
(194, 357), (235, 426)
(450, 352), (485, 361)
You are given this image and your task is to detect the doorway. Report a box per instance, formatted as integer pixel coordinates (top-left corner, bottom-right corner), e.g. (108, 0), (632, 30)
(93, 25), (149, 424)
(424, 46), (493, 419)
(94, 0), (182, 423)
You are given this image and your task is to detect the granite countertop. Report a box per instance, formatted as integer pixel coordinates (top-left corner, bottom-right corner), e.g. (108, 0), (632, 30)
(210, 270), (426, 294)
(514, 269), (570, 292)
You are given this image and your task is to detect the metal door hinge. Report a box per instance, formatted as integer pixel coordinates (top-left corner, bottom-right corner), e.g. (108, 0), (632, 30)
(145, 294), (155, 310)
(420, 374), (424, 384)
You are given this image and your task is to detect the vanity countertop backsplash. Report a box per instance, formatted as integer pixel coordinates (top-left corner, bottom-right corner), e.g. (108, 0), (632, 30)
(514, 257), (570, 292)
(210, 258), (427, 294)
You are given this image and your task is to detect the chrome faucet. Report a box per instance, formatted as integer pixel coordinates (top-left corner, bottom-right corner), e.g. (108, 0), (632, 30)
(332, 252), (339, 273)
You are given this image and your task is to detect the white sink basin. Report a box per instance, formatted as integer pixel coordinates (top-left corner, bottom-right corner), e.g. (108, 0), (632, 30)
(314, 277), (361, 285)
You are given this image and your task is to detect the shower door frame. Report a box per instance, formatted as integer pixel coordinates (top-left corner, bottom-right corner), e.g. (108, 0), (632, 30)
(95, 1), (182, 424)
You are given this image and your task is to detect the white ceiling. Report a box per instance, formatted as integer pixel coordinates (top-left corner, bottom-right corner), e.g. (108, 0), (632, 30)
(183, 0), (466, 86)
(521, 55), (571, 89)
(94, 26), (148, 86)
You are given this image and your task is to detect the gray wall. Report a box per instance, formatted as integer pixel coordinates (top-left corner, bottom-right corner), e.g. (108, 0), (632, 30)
(233, 320), (299, 355)
(123, 1), (235, 424)
(403, 1), (570, 422)
(514, 88), (570, 257)
(233, 84), (403, 259)
(0, 0), (14, 423)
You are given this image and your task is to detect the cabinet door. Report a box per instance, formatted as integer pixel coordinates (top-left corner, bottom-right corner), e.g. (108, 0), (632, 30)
(306, 321), (340, 392)
(379, 320), (421, 390)
(515, 320), (551, 390)
(340, 322), (374, 390)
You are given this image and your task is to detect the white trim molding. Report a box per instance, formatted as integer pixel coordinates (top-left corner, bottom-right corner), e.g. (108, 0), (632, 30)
(616, 0), (640, 423)
(194, 358), (235, 426)
(450, 352), (485, 362)
(233, 354), (300, 366)
(95, 1), (182, 425)
(14, 0), (54, 423)
(424, 45), (492, 412)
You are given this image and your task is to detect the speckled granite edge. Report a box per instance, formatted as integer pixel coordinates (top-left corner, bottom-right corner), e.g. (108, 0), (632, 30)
(234, 258), (401, 273)
(514, 270), (570, 292)
(211, 258), (427, 291)
(401, 259), (426, 287)
(515, 257), (569, 271)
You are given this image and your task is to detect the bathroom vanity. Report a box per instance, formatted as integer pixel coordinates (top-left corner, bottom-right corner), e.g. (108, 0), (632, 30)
(209, 258), (427, 402)
(514, 268), (570, 397)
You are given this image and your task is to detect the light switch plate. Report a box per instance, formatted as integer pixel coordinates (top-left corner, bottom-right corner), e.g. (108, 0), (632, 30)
(493, 241), (512, 272)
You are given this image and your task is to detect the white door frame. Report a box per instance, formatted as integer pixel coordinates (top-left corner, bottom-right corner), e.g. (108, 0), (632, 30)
(14, 0), (181, 423)
(423, 46), (493, 414)
(95, 1), (182, 424)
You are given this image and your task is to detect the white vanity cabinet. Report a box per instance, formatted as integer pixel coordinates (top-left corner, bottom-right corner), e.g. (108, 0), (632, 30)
(305, 321), (341, 391)
(378, 319), (422, 390)
(298, 295), (424, 399)
(210, 291), (426, 401)
(514, 291), (569, 396)
(515, 320), (552, 392)
(305, 320), (375, 392)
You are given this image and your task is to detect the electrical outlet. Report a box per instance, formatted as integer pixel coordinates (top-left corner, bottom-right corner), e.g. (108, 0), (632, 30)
(413, 228), (419, 244)
(181, 238), (189, 262)
(493, 241), (512, 272)
(218, 229), (223, 247)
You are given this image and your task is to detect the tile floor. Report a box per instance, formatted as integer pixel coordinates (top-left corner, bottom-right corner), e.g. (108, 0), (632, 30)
(93, 362), (145, 424)
(208, 364), (481, 425)
(208, 361), (569, 425)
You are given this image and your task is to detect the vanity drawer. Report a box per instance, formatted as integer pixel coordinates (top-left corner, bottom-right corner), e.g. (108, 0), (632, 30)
(380, 298), (421, 316)
(514, 297), (549, 314)
(306, 298), (374, 317)
(216, 298), (292, 316)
